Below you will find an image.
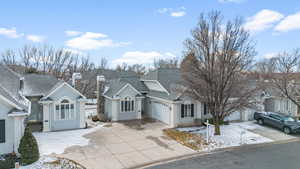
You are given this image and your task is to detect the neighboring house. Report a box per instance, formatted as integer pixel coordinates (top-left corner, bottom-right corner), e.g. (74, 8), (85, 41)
(103, 68), (260, 127)
(0, 64), (87, 154)
(23, 74), (87, 132)
(263, 88), (300, 117)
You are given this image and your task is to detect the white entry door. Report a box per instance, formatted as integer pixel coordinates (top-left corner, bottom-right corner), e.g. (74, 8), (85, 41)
(43, 105), (50, 132)
(152, 102), (171, 125)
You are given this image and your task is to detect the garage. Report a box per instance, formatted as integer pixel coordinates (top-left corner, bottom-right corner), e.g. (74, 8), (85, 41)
(225, 111), (241, 121)
(151, 101), (171, 125)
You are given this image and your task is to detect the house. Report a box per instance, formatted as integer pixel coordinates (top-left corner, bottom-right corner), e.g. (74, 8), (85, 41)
(0, 64), (86, 154)
(263, 88), (300, 117)
(103, 68), (259, 127)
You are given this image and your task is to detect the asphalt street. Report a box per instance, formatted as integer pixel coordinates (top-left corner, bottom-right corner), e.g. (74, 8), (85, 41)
(147, 140), (300, 169)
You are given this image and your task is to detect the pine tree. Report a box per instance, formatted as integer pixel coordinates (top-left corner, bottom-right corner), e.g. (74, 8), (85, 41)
(18, 127), (40, 165)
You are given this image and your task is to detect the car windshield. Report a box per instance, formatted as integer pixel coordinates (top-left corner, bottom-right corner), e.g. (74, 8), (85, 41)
(283, 117), (296, 122)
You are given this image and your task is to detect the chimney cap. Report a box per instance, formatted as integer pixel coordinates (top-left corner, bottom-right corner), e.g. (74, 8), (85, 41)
(97, 75), (105, 82)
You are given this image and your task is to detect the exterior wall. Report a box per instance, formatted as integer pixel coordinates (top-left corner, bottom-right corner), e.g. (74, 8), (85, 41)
(0, 101), (15, 154)
(143, 81), (166, 92)
(27, 96), (43, 122)
(44, 84), (85, 131)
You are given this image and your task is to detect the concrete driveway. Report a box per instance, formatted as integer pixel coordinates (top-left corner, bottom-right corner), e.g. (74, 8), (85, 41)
(59, 119), (194, 169)
(244, 121), (298, 141)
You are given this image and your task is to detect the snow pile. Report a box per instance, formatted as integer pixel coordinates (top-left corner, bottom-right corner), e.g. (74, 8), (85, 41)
(34, 124), (103, 155)
(20, 156), (85, 169)
(177, 121), (273, 151)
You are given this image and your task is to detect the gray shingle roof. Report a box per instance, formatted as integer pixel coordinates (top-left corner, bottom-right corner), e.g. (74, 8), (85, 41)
(104, 76), (148, 98)
(142, 68), (182, 93)
(0, 64), (27, 110)
(22, 74), (61, 96)
(104, 68), (182, 100)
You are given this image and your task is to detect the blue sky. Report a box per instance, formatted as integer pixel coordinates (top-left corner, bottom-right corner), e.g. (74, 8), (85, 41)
(0, 0), (300, 67)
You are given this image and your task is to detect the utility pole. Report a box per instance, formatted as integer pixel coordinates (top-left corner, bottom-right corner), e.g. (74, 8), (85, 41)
(97, 75), (106, 120)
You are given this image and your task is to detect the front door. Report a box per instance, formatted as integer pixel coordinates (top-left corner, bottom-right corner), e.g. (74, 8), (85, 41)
(43, 104), (50, 132)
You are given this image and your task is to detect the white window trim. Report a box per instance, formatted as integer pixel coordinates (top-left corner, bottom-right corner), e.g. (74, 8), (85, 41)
(181, 103), (194, 118)
(54, 97), (76, 121)
(120, 96), (135, 113)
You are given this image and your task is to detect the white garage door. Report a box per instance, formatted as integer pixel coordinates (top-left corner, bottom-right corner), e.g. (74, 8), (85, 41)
(225, 111), (241, 121)
(151, 102), (171, 125)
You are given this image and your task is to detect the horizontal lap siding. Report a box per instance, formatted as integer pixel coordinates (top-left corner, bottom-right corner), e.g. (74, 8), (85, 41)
(0, 101), (15, 154)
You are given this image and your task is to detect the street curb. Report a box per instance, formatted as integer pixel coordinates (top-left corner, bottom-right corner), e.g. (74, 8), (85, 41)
(129, 137), (300, 169)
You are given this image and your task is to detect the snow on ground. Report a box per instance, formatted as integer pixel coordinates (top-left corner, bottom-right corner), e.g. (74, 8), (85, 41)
(19, 156), (85, 169)
(177, 121), (273, 151)
(34, 124), (103, 155)
(20, 156), (57, 169)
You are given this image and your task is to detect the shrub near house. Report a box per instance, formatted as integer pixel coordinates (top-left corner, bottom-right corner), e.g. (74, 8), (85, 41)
(18, 127), (39, 165)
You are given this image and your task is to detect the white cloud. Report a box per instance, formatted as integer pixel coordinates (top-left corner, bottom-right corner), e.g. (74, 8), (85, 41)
(244, 9), (284, 32)
(0, 27), (24, 38)
(65, 31), (130, 50)
(112, 51), (177, 66)
(171, 11), (186, 17)
(274, 12), (300, 32)
(262, 52), (278, 59)
(157, 7), (186, 18)
(219, 0), (244, 3)
(65, 31), (82, 37)
(80, 32), (107, 39)
(26, 35), (45, 42)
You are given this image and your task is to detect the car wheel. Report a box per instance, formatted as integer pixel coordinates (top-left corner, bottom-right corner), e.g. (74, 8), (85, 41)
(258, 119), (264, 125)
(283, 127), (291, 134)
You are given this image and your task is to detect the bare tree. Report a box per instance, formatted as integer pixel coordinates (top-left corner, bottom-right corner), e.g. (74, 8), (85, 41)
(0, 44), (97, 97)
(265, 49), (300, 109)
(181, 11), (257, 135)
(253, 57), (278, 75)
(1, 49), (17, 65)
(153, 58), (179, 69)
(115, 63), (146, 75)
(98, 57), (108, 69)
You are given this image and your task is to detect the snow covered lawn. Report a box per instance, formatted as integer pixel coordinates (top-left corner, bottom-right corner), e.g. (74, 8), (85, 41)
(177, 121), (273, 151)
(33, 124), (103, 155)
(20, 156), (86, 169)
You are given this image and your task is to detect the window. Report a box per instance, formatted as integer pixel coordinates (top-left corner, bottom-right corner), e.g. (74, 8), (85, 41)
(181, 104), (194, 118)
(55, 99), (75, 120)
(121, 97), (134, 112)
(0, 120), (5, 143)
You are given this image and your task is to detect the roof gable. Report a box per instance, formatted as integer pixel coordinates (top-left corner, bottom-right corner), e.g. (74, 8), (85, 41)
(42, 82), (86, 100)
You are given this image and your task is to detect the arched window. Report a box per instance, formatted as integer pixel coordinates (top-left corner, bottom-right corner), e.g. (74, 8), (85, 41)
(121, 97), (134, 112)
(55, 98), (75, 120)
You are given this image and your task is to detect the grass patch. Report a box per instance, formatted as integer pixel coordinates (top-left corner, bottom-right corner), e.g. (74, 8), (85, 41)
(163, 129), (207, 150)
